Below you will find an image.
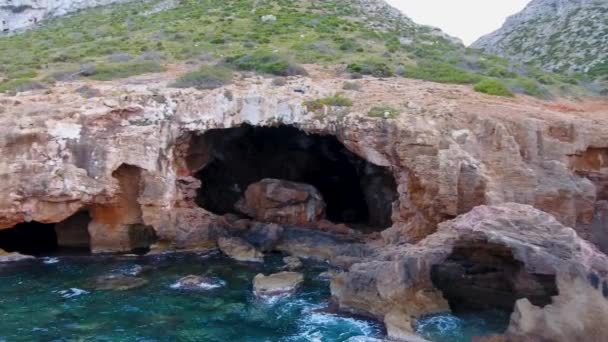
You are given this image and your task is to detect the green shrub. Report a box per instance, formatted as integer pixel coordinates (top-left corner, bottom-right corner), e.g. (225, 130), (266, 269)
(304, 93), (353, 112)
(346, 59), (394, 77)
(170, 65), (233, 90)
(226, 51), (307, 76)
(87, 61), (164, 81)
(588, 60), (608, 78)
(368, 105), (400, 118)
(404, 62), (480, 84)
(474, 79), (514, 97)
(342, 81), (361, 91)
(512, 78), (543, 97)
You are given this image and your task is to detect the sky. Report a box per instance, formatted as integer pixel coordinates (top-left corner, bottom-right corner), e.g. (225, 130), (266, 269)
(386, 0), (531, 45)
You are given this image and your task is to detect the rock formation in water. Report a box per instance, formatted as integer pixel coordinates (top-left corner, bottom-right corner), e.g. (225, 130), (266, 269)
(0, 63), (607, 340)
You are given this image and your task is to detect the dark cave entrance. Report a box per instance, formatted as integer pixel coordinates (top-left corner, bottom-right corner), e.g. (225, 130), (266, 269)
(187, 124), (398, 230)
(431, 240), (559, 315)
(0, 212), (92, 256)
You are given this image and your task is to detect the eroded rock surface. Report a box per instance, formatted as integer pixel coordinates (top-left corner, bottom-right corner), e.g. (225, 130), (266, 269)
(217, 237), (263, 263)
(331, 203), (608, 341)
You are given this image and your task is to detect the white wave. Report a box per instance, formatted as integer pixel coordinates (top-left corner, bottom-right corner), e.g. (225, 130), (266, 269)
(57, 288), (89, 298)
(416, 313), (463, 334)
(285, 311), (380, 341)
(170, 277), (225, 290)
(42, 257), (60, 264)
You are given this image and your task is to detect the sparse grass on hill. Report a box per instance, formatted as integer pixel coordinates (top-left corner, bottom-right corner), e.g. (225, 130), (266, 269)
(0, 0), (592, 96)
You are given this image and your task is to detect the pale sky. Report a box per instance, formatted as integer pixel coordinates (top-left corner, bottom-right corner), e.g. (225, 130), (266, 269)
(386, 0), (531, 45)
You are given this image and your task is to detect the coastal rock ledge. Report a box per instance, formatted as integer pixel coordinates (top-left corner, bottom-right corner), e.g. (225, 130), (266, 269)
(0, 73), (607, 341)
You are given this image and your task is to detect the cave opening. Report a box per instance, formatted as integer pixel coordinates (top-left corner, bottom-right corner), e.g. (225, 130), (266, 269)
(431, 240), (559, 315)
(0, 211), (92, 256)
(187, 124), (398, 231)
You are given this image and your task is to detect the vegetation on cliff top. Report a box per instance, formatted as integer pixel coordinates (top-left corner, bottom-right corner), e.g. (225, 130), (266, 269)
(0, 0), (594, 97)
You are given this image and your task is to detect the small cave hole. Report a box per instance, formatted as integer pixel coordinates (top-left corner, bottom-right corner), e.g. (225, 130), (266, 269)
(0, 211), (92, 256)
(431, 240), (559, 314)
(187, 124), (398, 231)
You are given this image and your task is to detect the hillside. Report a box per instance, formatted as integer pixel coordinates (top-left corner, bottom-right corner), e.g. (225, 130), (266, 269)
(0, 0), (593, 97)
(473, 0), (608, 91)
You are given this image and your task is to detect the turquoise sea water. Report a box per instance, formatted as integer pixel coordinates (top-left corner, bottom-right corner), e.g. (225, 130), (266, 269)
(0, 252), (380, 341)
(0, 252), (508, 342)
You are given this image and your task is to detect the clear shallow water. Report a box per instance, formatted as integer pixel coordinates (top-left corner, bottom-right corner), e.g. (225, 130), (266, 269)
(416, 310), (510, 342)
(0, 252), (381, 341)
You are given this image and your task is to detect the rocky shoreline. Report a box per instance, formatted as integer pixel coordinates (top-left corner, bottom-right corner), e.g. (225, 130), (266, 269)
(1, 70), (608, 341)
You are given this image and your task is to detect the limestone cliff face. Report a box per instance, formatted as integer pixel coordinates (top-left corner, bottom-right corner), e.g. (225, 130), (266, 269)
(0, 0), (129, 33)
(0, 69), (606, 253)
(472, 0), (608, 75)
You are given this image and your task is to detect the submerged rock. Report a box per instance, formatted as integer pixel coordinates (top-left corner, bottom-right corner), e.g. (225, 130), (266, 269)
(218, 237), (264, 263)
(171, 275), (225, 290)
(0, 249), (34, 263)
(236, 178), (326, 225)
(87, 274), (149, 291)
(253, 271), (304, 297)
(282, 256), (303, 270)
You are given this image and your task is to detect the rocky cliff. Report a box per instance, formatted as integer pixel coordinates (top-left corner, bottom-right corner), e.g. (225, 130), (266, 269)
(1, 64), (607, 340)
(0, 0), (130, 33)
(473, 0), (608, 78)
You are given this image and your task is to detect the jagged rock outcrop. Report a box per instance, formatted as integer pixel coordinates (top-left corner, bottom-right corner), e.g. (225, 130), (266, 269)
(0, 0), (130, 33)
(331, 203), (608, 341)
(235, 178), (326, 225)
(473, 0), (608, 76)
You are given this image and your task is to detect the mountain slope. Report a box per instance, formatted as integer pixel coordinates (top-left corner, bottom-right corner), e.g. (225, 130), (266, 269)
(0, 0), (131, 34)
(0, 0), (591, 97)
(473, 0), (608, 81)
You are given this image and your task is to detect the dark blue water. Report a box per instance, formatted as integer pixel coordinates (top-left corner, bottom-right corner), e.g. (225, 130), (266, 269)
(416, 311), (510, 342)
(0, 253), (381, 341)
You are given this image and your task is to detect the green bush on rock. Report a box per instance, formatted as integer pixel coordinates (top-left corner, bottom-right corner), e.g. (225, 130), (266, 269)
(87, 61), (164, 81)
(171, 65), (233, 90)
(346, 59), (394, 77)
(226, 51), (307, 76)
(304, 93), (353, 112)
(474, 79), (514, 97)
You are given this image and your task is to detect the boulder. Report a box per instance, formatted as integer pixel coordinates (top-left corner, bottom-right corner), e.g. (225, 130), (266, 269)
(236, 179), (326, 225)
(171, 275), (225, 290)
(218, 236), (264, 262)
(253, 271), (304, 297)
(0, 249), (34, 263)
